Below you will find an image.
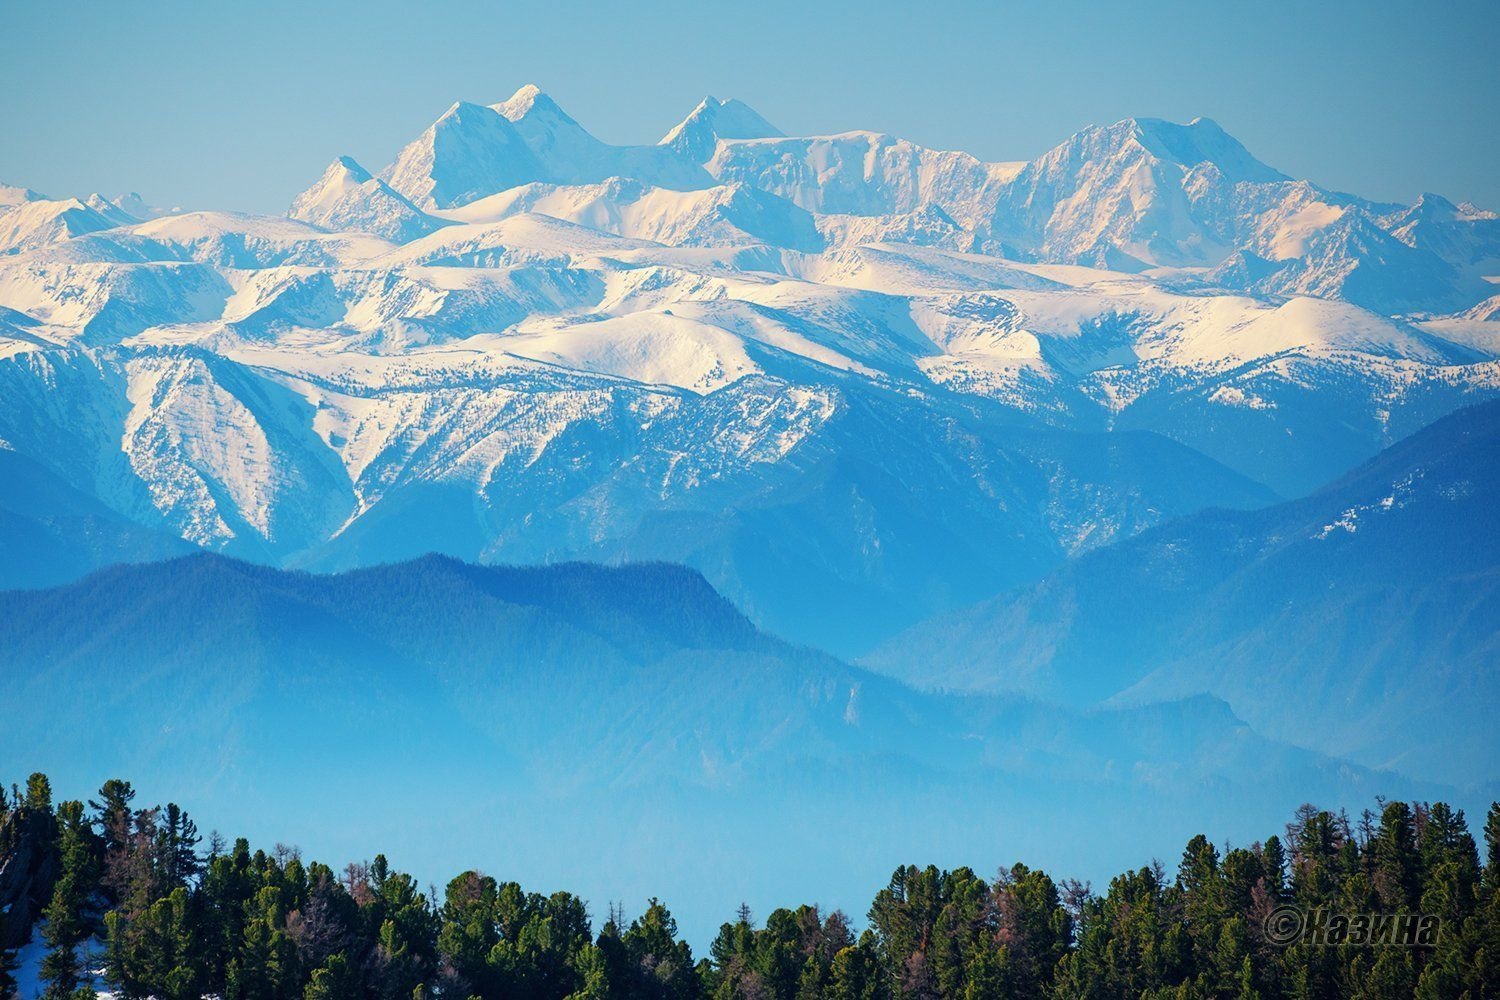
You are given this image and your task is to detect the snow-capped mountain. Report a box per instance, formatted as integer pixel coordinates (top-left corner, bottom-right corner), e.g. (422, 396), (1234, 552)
(1, 85), (1497, 651)
(289, 156), (447, 243)
(0, 191), (137, 255)
(659, 94), (784, 162)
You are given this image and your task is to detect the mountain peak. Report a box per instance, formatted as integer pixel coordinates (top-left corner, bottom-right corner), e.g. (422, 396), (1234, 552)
(1002, 116), (1293, 268)
(299, 155), (376, 197)
(436, 100), (498, 126)
(1126, 116), (1288, 184)
(1405, 191), (1496, 222)
(0, 182), (44, 208)
(110, 191), (173, 221)
(292, 154), (444, 241)
(332, 155), (374, 182)
(493, 83), (574, 125)
(660, 95), (783, 162)
(382, 100), (543, 209)
(508, 82), (545, 104)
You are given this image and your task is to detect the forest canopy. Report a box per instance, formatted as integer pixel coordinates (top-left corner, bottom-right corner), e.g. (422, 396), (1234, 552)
(1, 774), (1497, 1000)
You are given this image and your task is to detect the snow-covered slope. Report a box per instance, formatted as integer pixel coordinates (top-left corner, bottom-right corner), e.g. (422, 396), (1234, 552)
(380, 100), (550, 209)
(660, 95), (784, 162)
(706, 131), (1021, 227)
(0, 193), (134, 254)
(987, 117), (1287, 267)
(1, 89), (1496, 650)
(0, 184), (44, 208)
(437, 177), (823, 251)
(290, 155), (447, 242)
(493, 84), (711, 190)
(377, 86), (712, 211)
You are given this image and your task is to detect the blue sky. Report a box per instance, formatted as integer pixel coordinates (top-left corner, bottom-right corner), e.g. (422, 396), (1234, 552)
(2, 0), (1495, 214)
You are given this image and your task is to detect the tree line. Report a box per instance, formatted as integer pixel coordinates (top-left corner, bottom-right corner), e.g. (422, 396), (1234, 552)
(1, 774), (1497, 999)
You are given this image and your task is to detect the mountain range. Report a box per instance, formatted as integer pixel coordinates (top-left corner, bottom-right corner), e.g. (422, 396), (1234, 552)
(3, 85), (1499, 939)
(2, 86), (1497, 652)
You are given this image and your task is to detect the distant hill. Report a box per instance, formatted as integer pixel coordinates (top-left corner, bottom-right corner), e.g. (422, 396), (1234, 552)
(867, 400), (1500, 788)
(0, 553), (1448, 943)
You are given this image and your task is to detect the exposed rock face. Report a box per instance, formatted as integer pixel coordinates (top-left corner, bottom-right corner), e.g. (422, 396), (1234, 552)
(0, 802), (58, 949)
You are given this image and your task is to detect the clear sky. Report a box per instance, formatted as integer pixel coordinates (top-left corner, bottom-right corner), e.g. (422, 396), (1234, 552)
(3, 0), (1496, 215)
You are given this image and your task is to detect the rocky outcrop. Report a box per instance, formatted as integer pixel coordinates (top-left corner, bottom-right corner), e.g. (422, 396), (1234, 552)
(0, 802), (58, 949)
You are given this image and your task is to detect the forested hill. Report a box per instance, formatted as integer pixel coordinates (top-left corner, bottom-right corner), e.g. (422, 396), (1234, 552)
(0, 550), (1456, 947)
(3, 773), (1498, 1000)
(0, 553), (774, 669)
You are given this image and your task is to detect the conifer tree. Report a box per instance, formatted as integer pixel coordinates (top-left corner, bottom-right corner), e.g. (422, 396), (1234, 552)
(564, 942), (612, 1000)
(826, 933), (880, 1000)
(1484, 802), (1500, 892)
(40, 801), (98, 1000)
(435, 870), (499, 997)
(157, 804), (202, 889)
(622, 898), (697, 1000)
(25, 773), (53, 812)
(89, 780), (136, 861)
(1372, 801), (1420, 910)
(303, 953), (357, 1000)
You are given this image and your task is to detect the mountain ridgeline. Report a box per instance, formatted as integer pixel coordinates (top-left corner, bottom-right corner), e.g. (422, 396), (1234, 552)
(1, 86), (1498, 653)
(2, 774), (1499, 1000)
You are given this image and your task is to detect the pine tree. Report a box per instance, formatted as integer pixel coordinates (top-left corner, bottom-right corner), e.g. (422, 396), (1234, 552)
(157, 804), (202, 889)
(622, 898), (697, 1000)
(869, 865), (950, 999)
(199, 837), (256, 993)
(89, 780), (136, 860)
(303, 953), (357, 1000)
(367, 867), (436, 1000)
(1289, 808), (1343, 906)
(1261, 835), (1287, 897)
(26, 773), (53, 812)
(1372, 801), (1420, 910)
(1483, 802), (1500, 893)
(41, 801), (98, 1000)
(1351, 946), (1416, 998)
(563, 942), (612, 1000)
(435, 870), (498, 997)
(226, 885), (299, 1000)
(285, 864), (357, 978)
(105, 885), (201, 1000)
(826, 933), (880, 1000)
